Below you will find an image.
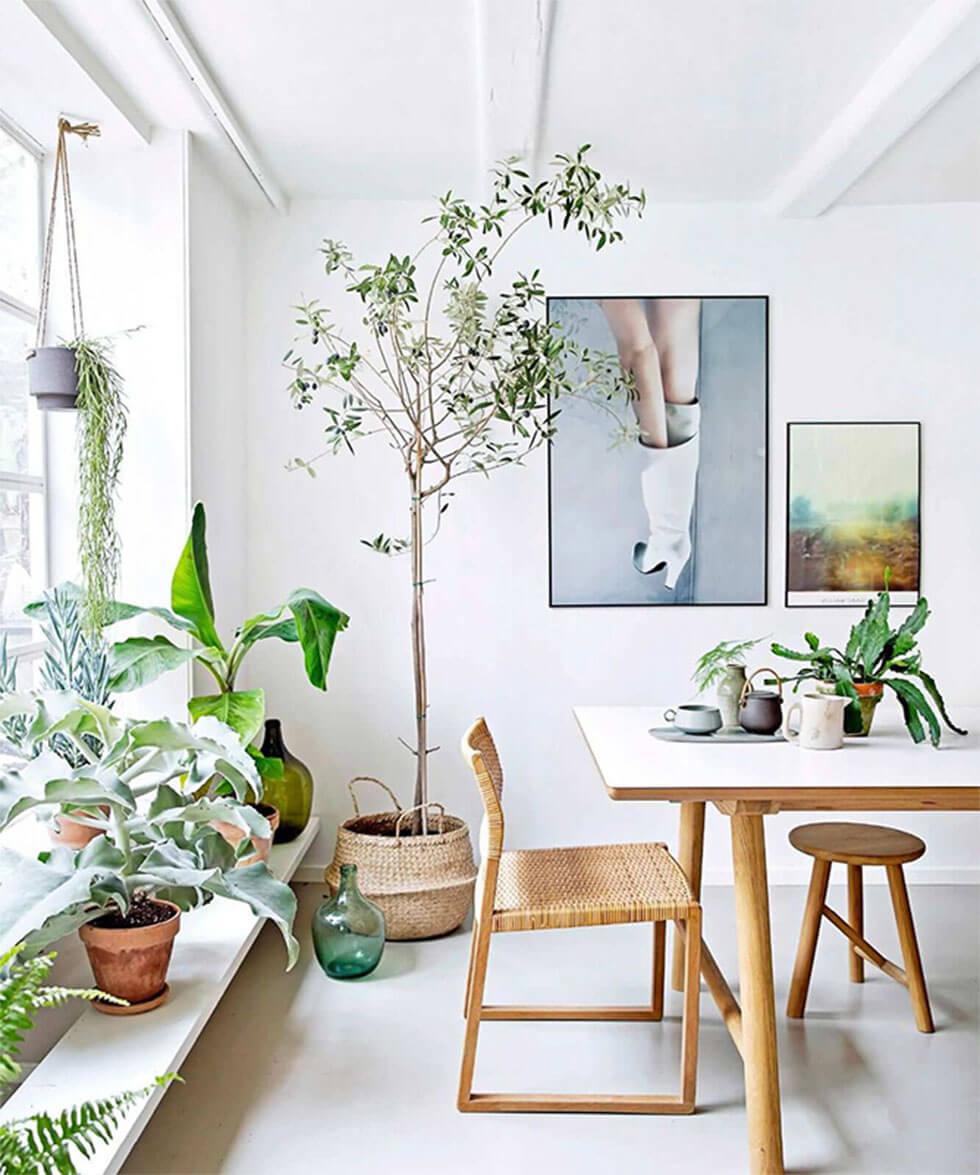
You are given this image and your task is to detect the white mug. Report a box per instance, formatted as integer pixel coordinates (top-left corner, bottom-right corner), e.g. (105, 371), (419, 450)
(782, 692), (849, 750)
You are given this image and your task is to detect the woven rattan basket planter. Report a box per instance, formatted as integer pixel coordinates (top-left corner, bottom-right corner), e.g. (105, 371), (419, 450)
(325, 779), (477, 941)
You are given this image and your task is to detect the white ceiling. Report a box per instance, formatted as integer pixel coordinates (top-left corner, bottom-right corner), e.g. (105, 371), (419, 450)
(1, 0), (978, 210)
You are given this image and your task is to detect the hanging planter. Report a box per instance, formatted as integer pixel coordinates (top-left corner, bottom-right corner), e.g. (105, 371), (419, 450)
(26, 118), (129, 634)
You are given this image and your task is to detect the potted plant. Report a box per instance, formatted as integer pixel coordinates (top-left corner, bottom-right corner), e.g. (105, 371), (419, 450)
(26, 121), (129, 636)
(0, 693), (299, 1012)
(771, 579), (966, 744)
(0, 944), (178, 1172)
(284, 146), (643, 937)
(107, 502), (347, 764)
(692, 637), (765, 728)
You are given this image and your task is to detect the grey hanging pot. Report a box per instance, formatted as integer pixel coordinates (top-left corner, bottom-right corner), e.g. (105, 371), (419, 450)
(27, 345), (79, 411)
(29, 118), (100, 413)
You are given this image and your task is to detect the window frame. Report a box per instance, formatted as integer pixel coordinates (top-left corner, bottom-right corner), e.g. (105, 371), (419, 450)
(0, 109), (48, 660)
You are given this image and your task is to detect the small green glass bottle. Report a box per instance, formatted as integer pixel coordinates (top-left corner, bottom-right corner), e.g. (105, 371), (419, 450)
(312, 865), (385, 980)
(259, 718), (314, 844)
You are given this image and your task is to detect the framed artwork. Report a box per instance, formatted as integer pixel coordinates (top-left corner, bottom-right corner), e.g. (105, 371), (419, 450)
(785, 421), (921, 607)
(547, 295), (768, 606)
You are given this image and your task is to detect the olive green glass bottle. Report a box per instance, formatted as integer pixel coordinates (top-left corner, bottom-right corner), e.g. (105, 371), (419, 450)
(259, 718), (314, 843)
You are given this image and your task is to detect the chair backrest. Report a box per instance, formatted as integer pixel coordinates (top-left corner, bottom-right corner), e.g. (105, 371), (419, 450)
(461, 717), (504, 860)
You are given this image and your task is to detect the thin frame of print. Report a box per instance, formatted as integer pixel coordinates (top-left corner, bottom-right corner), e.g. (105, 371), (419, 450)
(785, 421), (921, 608)
(547, 295), (769, 607)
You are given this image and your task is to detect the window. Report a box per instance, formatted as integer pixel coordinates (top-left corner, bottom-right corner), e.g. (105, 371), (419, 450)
(0, 113), (45, 648)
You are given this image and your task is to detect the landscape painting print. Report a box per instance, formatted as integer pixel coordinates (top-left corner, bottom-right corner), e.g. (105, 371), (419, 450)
(548, 297), (768, 606)
(786, 422), (920, 607)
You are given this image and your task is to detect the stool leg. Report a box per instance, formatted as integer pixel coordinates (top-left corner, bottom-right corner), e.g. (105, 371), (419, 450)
(886, 865), (935, 1034)
(847, 864), (864, 983)
(787, 858), (831, 1019)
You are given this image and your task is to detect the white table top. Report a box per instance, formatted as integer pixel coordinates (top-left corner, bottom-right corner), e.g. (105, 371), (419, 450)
(574, 706), (980, 809)
(0, 817), (319, 1175)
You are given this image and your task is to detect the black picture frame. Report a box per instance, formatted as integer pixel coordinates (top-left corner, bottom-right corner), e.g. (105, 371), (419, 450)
(784, 420), (922, 608)
(546, 294), (770, 608)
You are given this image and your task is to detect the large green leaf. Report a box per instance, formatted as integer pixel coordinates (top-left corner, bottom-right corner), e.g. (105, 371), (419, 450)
(885, 678), (941, 747)
(171, 502), (223, 651)
(287, 588), (350, 689)
(188, 689), (265, 744)
(205, 863), (299, 969)
(0, 850), (118, 956)
(108, 636), (197, 693)
(909, 668), (967, 736)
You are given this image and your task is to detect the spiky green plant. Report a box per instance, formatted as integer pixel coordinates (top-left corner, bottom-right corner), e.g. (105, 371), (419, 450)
(0, 636), (28, 755)
(692, 636), (765, 693)
(0, 945), (177, 1174)
(73, 338), (128, 636)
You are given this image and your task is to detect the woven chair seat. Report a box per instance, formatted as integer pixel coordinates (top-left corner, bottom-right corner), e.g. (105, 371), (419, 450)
(491, 842), (694, 932)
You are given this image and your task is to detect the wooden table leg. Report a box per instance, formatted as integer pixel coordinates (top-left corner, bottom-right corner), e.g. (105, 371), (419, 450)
(731, 811), (784, 1175)
(672, 801), (705, 992)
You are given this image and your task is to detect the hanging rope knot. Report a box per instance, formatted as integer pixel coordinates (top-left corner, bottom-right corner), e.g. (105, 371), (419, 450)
(58, 118), (101, 143)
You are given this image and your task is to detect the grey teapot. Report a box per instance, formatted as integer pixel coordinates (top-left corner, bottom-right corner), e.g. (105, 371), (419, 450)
(738, 668), (784, 736)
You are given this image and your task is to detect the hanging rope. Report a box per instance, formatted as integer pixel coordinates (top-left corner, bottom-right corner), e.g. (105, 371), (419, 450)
(35, 118), (101, 349)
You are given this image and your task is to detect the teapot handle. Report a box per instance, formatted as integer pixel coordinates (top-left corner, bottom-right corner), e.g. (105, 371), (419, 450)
(738, 667), (784, 707)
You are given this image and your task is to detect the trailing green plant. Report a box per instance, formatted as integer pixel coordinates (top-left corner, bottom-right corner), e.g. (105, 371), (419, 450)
(0, 693), (299, 965)
(72, 337), (128, 636)
(771, 577), (966, 746)
(106, 502), (348, 756)
(0, 944), (177, 1174)
(286, 145), (643, 818)
(692, 636), (765, 693)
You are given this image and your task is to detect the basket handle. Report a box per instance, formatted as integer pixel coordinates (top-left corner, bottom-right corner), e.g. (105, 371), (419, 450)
(739, 667), (784, 706)
(347, 776), (403, 816)
(394, 802), (446, 838)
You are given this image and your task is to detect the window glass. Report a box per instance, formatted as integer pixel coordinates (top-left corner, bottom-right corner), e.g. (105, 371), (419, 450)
(0, 488), (43, 637)
(0, 313), (41, 476)
(0, 129), (39, 307)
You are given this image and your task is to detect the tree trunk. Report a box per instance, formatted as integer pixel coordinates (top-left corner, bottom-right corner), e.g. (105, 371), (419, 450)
(410, 472), (429, 830)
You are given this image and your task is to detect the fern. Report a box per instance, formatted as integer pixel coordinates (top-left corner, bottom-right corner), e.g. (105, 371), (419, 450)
(692, 636), (765, 693)
(0, 947), (177, 1173)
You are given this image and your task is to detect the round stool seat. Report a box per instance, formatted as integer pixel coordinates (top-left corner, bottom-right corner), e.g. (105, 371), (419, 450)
(789, 822), (926, 866)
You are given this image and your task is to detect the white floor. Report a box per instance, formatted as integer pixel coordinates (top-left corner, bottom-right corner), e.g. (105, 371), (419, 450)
(124, 882), (979, 1175)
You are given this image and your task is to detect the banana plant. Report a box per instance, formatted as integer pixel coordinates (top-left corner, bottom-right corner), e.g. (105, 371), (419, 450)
(0, 693), (298, 966)
(106, 502), (349, 746)
(771, 576), (966, 746)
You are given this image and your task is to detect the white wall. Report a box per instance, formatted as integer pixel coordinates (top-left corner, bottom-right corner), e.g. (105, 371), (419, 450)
(244, 198), (980, 883)
(186, 134), (248, 691)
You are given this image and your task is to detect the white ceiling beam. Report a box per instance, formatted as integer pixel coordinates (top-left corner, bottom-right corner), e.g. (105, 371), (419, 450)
(767, 0), (980, 217)
(139, 0), (287, 213)
(22, 0), (154, 145)
(472, 0), (557, 192)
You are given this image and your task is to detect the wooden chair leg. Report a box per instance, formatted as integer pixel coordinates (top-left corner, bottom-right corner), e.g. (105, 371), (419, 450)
(886, 864), (935, 1034)
(463, 919), (479, 1018)
(651, 920), (666, 1021)
(458, 923), (493, 1109)
(786, 857), (831, 1019)
(679, 908), (701, 1110)
(847, 865), (864, 983)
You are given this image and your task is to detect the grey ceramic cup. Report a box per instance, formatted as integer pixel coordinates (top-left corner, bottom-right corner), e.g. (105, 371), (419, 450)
(664, 704), (723, 735)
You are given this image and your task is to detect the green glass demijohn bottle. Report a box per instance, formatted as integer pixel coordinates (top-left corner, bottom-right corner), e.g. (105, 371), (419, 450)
(312, 864), (385, 980)
(259, 718), (314, 844)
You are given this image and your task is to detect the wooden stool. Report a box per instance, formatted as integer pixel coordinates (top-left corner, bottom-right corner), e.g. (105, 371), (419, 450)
(786, 822), (934, 1033)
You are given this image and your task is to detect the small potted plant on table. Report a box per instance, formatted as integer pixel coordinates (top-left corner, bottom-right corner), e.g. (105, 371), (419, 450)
(772, 579), (966, 744)
(692, 637), (765, 728)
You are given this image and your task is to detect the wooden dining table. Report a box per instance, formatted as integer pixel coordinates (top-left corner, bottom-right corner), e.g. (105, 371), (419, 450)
(574, 705), (980, 1175)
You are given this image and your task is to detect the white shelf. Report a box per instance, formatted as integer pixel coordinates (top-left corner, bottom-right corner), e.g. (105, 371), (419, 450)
(0, 817), (320, 1175)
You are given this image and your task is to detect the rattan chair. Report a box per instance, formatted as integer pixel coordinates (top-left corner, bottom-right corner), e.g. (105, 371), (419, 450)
(458, 717), (702, 1114)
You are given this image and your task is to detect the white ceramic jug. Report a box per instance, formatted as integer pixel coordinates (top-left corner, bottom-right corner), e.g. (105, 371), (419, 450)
(782, 692), (849, 750)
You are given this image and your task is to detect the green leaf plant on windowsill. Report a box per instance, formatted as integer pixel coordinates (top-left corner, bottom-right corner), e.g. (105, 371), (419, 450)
(0, 692), (299, 1007)
(105, 501), (349, 773)
(0, 943), (179, 1174)
(771, 573), (966, 745)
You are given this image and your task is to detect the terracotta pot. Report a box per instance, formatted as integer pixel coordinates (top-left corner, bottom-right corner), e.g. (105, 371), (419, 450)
(851, 681), (884, 737)
(211, 803), (280, 866)
(49, 806), (109, 849)
(79, 900), (180, 1013)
